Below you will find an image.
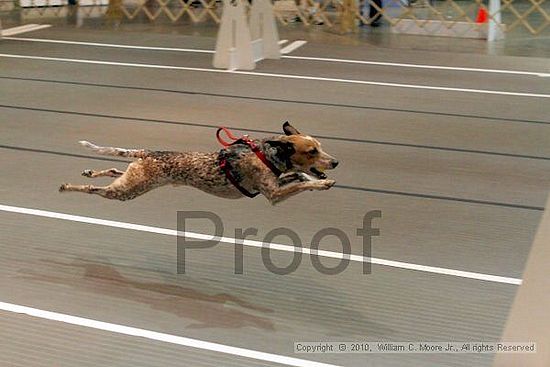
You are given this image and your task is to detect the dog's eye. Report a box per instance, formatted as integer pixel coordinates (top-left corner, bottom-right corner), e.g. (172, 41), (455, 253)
(307, 148), (318, 155)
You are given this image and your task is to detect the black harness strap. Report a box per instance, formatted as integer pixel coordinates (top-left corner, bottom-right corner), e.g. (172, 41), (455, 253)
(217, 127), (284, 199)
(219, 157), (259, 198)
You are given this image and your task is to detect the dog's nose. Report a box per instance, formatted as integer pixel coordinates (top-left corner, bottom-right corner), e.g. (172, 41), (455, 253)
(330, 159), (339, 168)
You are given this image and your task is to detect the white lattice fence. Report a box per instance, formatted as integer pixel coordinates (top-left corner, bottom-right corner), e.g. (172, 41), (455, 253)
(314, 0), (549, 35)
(115, 0), (221, 23)
(2, 0), (549, 35)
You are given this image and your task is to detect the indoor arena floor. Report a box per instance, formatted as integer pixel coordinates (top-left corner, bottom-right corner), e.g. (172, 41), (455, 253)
(1, 25), (549, 367)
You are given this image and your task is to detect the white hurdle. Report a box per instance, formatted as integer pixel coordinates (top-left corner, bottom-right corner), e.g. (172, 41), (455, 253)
(213, 0), (255, 70)
(213, 0), (281, 71)
(250, 0), (281, 61)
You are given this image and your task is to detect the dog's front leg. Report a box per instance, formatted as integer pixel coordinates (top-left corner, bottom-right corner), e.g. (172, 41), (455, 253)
(259, 175), (335, 205)
(277, 172), (315, 186)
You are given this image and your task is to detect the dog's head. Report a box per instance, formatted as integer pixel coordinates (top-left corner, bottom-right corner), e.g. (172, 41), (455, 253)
(265, 122), (338, 179)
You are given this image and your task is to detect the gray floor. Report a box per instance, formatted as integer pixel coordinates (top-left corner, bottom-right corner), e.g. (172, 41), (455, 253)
(0, 23), (549, 367)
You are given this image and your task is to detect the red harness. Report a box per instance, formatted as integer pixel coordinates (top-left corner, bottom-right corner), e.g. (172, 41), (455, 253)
(217, 127), (281, 198)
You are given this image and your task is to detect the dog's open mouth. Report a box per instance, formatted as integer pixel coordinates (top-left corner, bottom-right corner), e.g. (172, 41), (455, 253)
(310, 167), (327, 179)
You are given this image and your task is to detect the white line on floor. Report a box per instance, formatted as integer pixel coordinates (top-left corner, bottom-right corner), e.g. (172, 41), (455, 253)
(0, 204), (522, 285)
(2, 36), (214, 53)
(0, 53), (548, 98)
(1, 24), (41, 36)
(283, 54), (550, 78)
(4, 36), (549, 77)
(281, 40), (307, 55)
(1, 24), (51, 37)
(0, 301), (339, 367)
(278, 39), (289, 45)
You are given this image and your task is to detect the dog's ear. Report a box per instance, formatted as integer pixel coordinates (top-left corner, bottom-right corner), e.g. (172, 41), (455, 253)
(283, 121), (301, 136)
(265, 139), (295, 169)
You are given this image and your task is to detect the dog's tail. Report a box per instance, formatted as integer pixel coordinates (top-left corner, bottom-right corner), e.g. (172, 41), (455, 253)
(79, 140), (148, 159)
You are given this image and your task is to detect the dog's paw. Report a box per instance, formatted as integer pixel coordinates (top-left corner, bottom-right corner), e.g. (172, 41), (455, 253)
(82, 169), (93, 177)
(59, 184), (68, 192)
(319, 179), (336, 190)
(308, 179), (335, 191)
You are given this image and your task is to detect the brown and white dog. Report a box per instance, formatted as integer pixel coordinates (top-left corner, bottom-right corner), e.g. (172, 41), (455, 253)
(59, 122), (338, 205)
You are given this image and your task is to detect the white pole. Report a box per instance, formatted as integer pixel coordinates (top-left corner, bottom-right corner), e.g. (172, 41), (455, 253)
(487, 0), (503, 41)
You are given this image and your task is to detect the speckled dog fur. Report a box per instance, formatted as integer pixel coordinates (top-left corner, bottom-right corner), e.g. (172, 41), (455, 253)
(59, 123), (338, 205)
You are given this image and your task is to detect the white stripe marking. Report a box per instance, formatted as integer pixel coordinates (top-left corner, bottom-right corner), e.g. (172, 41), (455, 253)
(4, 36), (548, 77)
(2, 36), (214, 53)
(281, 40), (307, 55)
(0, 301), (339, 367)
(283, 55), (550, 78)
(1, 24), (51, 36)
(1, 24), (41, 35)
(0, 204), (522, 285)
(1, 24), (42, 36)
(0, 53), (547, 99)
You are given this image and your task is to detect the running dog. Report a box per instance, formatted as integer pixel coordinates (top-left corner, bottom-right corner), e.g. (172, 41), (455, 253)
(59, 122), (338, 205)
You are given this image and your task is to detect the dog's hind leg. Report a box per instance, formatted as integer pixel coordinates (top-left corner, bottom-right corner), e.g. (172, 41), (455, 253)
(81, 168), (125, 178)
(60, 161), (160, 201)
(58, 181), (153, 201)
(59, 183), (128, 200)
(60, 183), (113, 198)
